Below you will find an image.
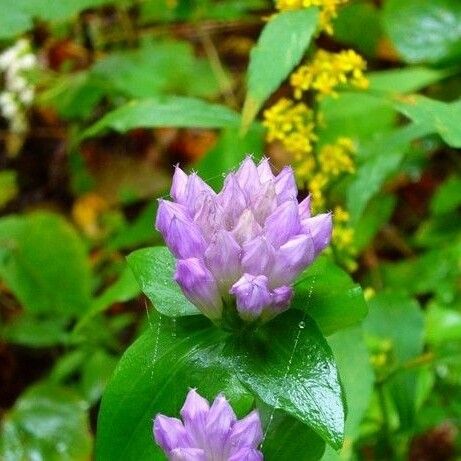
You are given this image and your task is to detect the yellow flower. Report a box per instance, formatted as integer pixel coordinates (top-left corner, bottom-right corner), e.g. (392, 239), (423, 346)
(318, 137), (356, 176)
(332, 206), (354, 249)
(290, 49), (368, 99)
(263, 98), (317, 155)
(275, 0), (348, 34)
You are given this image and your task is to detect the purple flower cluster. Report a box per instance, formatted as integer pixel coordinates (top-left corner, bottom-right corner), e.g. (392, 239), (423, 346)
(156, 157), (331, 324)
(154, 389), (263, 461)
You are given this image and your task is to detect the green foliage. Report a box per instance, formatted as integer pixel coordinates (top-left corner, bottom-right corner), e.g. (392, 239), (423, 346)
(242, 8), (319, 129)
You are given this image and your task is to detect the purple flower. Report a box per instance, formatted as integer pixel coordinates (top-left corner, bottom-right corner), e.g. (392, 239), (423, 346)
(153, 389), (264, 461)
(155, 157), (332, 324)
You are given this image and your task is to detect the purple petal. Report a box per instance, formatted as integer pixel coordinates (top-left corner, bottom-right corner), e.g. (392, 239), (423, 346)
(230, 274), (272, 321)
(174, 258), (222, 320)
(271, 234), (315, 286)
(204, 230), (241, 291)
(180, 389), (210, 449)
(228, 448), (264, 461)
(185, 173), (216, 213)
(194, 192), (223, 239)
(235, 157), (260, 197)
(205, 395), (237, 459)
(241, 236), (275, 276)
(218, 174), (247, 228)
(153, 415), (189, 453)
(257, 157), (274, 183)
(232, 209), (262, 245)
(251, 180), (277, 224)
(272, 285), (293, 311)
(301, 212), (332, 254)
(227, 410), (263, 451)
(274, 166), (297, 203)
(167, 216), (207, 259)
(171, 165), (188, 204)
(156, 200), (189, 236)
(298, 195), (312, 220)
(170, 448), (206, 461)
(264, 200), (301, 248)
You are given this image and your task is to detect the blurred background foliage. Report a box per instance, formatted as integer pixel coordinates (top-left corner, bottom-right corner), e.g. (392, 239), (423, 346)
(0, 0), (460, 459)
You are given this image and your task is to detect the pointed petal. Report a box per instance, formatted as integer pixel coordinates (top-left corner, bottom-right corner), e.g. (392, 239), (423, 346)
(235, 157), (259, 197)
(271, 234), (315, 286)
(251, 179), (277, 224)
(194, 191), (223, 239)
(272, 285), (293, 310)
(175, 258), (222, 319)
(232, 209), (262, 245)
(274, 165), (297, 203)
(180, 389), (210, 448)
(227, 410), (263, 451)
(205, 395), (236, 459)
(264, 200), (300, 248)
(171, 165), (188, 203)
(167, 217), (207, 259)
(185, 173), (216, 213)
(257, 157), (274, 183)
(229, 448), (264, 461)
(301, 212), (332, 254)
(241, 236), (275, 276)
(155, 200), (189, 236)
(298, 195), (312, 220)
(204, 230), (241, 291)
(153, 415), (189, 453)
(218, 174), (247, 228)
(230, 274), (271, 321)
(170, 448), (206, 461)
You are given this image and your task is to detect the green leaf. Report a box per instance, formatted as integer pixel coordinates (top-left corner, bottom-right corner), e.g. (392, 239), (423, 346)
(0, 170), (18, 209)
(223, 310), (345, 449)
(323, 326), (374, 461)
(0, 383), (92, 461)
(258, 404), (326, 461)
(426, 302), (461, 345)
(0, 212), (91, 315)
(292, 256), (368, 336)
(368, 67), (450, 94)
(241, 8), (319, 130)
(96, 314), (251, 460)
(126, 246), (199, 317)
(394, 95), (461, 148)
(383, 0), (461, 64)
(91, 39), (221, 99)
(195, 125), (264, 190)
(81, 96), (241, 139)
(430, 175), (461, 215)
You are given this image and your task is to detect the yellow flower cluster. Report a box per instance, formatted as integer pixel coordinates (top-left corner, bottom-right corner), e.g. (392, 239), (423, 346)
(332, 206), (354, 249)
(318, 137), (355, 176)
(290, 49), (368, 99)
(275, 0), (348, 34)
(262, 98), (317, 155)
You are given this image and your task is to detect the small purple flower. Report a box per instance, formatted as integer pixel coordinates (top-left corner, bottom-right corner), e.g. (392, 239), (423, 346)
(155, 157), (332, 324)
(153, 389), (264, 461)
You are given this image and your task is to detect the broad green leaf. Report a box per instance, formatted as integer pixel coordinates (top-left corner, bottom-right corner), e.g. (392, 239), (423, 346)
(258, 404), (326, 461)
(383, 0), (461, 64)
(368, 67), (449, 94)
(91, 40), (221, 99)
(292, 256), (368, 336)
(81, 96), (240, 139)
(223, 310), (345, 449)
(127, 246), (199, 317)
(0, 383), (92, 461)
(394, 96), (461, 148)
(195, 125), (264, 190)
(430, 175), (461, 215)
(323, 326), (374, 461)
(96, 314), (252, 460)
(241, 8), (319, 129)
(415, 213), (461, 248)
(0, 212), (91, 315)
(426, 302), (461, 345)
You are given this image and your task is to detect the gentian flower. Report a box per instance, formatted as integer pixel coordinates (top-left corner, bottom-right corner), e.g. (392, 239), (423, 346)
(155, 157), (332, 325)
(153, 389), (263, 461)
